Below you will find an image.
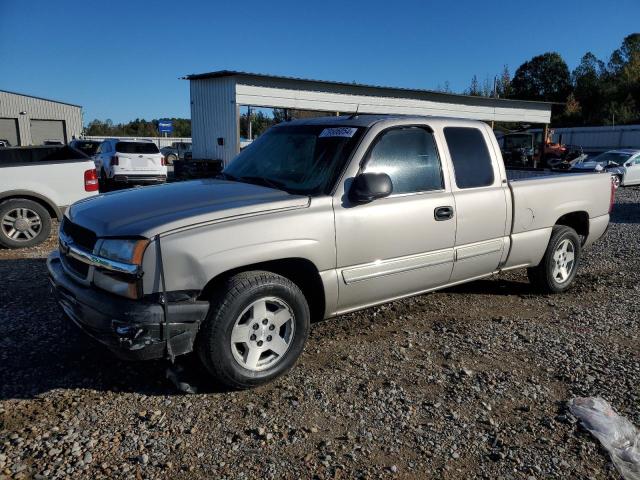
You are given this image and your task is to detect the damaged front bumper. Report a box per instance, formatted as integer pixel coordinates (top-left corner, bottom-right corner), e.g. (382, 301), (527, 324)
(47, 252), (209, 361)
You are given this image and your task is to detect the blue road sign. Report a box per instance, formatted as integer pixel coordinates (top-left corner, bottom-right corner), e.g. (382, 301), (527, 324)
(158, 120), (173, 134)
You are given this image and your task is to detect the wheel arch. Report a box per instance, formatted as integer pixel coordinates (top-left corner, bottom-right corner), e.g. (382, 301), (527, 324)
(199, 257), (326, 322)
(0, 190), (62, 220)
(555, 211), (589, 244)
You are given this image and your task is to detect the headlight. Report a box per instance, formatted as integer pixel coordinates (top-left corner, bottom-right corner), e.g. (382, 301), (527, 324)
(96, 238), (149, 265)
(93, 238), (149, 299)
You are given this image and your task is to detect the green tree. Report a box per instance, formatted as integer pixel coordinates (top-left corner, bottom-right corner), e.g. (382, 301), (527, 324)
(511, 52), (572, 103)
(466, 75), (481, 96)
(571, 52), (606, 124)
(496, 65), (512, 98)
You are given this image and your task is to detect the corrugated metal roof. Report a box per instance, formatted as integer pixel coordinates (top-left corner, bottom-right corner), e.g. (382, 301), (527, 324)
(182, 70), (554, 106)
(0, 89), (82, 108)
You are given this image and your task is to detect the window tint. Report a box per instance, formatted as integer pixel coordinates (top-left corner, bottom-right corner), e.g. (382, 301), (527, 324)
(444, 127), (494, 189)
(116, 142), (160, 154)
(364, 127), (443, 194)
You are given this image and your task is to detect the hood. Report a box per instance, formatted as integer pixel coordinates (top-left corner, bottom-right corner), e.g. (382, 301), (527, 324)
(67, 179), (309, 237)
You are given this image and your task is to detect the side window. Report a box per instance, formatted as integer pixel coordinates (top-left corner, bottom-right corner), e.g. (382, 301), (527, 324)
(444, 127), (494, 189)
(364, 127), (443, 194)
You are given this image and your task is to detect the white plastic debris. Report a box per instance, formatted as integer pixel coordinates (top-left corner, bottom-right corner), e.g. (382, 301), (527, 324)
(568, 397), (640, 480)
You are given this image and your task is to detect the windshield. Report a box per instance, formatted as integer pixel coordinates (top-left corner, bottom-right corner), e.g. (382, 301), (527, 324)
(589, 152), (632, 165)
(503, 134), (532, 149)
(224, 125), (364, 195)
(116, 142), (159, 154)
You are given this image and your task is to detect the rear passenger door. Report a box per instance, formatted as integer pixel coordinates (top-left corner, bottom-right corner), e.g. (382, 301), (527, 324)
(442, 125), (509, 282)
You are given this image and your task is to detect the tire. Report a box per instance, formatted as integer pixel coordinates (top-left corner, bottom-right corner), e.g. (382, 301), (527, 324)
(0, 198), (52, 249)
(100, 168), (111, 192)
(166, 154), (177, 166)
(196, 271), (310, 389)
(527, 225), (581, 294)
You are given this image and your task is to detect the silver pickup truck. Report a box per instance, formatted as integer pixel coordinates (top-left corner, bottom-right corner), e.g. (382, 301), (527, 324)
(48, 115), (613, 389)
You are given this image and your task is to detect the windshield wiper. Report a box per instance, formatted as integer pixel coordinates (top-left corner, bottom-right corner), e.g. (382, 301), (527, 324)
(216, 172), (240, 181)
(237, 175), (289, 192)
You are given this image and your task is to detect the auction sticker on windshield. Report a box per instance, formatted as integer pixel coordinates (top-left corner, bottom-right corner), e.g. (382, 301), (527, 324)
(319, 127), (358, 138)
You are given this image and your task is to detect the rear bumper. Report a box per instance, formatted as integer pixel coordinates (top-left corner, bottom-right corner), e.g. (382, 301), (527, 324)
(47, 252), (208, 361)
(113, 174), (167, 184)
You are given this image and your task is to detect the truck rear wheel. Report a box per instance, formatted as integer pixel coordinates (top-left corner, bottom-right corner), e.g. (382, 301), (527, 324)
(527, 225), (581, 293)
(196, 271), (310, 389)
(0, 198), (52, 249)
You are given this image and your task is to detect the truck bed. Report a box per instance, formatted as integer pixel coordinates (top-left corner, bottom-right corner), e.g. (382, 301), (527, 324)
(506, 168), (589, 182)
(507, 168), (611, 237)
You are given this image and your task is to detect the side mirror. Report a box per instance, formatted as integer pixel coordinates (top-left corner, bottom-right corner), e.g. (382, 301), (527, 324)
(349, 172), (393, 203)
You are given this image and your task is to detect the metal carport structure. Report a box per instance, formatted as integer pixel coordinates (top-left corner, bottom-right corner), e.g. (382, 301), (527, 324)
(183, 70), (553, 165)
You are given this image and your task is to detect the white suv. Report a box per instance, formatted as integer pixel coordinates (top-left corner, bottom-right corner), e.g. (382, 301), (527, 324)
(94, 139), (167, 188)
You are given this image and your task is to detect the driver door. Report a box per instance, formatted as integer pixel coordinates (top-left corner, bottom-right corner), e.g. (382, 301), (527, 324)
(333, 125), (456, 313)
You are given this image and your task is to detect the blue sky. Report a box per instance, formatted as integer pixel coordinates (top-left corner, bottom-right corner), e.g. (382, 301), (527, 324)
(1, 0), (638, 124)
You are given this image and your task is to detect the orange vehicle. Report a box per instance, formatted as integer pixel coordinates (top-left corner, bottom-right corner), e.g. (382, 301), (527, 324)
(501, 130), (569, 167)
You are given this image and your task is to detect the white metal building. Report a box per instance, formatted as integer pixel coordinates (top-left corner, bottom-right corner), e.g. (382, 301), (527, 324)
(550, 124), (640, 152)
(0, 90), (83, 146)
(183, 70), (553, 165)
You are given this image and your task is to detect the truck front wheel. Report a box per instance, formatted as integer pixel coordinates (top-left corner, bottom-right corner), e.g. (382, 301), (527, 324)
(196, 271), (310, 389)
(527, 225), (581, 293)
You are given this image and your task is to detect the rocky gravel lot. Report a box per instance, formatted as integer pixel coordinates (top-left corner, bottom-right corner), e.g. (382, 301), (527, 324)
(1, 188), (639, 480)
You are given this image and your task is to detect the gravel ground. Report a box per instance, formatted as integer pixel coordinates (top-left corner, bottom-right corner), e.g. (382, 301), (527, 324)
(1, 188), (639, 480)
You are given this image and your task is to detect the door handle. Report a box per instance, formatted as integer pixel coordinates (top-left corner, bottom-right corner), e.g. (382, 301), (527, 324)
(434, 206), (454, 221)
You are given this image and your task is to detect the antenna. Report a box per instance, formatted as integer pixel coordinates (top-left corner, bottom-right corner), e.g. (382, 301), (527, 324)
(348, 104), (360, 119)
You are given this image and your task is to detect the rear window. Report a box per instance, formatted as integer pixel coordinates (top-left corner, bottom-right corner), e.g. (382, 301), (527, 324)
(72, 141), (100, 156)
(115, 142), (159, 154)
(444, 127), (494, 189)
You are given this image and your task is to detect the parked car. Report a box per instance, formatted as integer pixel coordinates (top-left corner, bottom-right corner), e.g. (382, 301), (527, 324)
(0, 146), (99, 248)
(0, 139), (11, 148)
(69, 139), (101, 157)
(94, 138), (167, 189)
(160, 141), (192, 165)
(48, 115), (612, 389)
(571, 149), (640, 188)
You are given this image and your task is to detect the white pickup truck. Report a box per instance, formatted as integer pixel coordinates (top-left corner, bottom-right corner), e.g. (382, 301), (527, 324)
(0, 146), (99, 248)
(48, 115), (613, 389)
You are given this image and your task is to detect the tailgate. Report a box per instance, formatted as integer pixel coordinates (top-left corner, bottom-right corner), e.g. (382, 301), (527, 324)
(119, 153), (163, 170)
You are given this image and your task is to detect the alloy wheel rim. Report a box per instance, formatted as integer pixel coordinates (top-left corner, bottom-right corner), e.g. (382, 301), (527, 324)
(230, 296), (295, 372)
(552, 238), (575, 284)
(1, 208), (42, 242)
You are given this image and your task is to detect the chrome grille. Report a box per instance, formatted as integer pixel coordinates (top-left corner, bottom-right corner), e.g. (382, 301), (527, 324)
(60, 218), (97, 251)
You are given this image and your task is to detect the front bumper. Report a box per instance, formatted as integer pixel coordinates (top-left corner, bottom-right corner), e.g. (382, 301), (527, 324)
(47, 252), (209, 361)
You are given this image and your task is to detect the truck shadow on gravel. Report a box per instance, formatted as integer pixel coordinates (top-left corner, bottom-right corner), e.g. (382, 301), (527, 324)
(0, 258), (227, 400)
(443, 278), (532, 296)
